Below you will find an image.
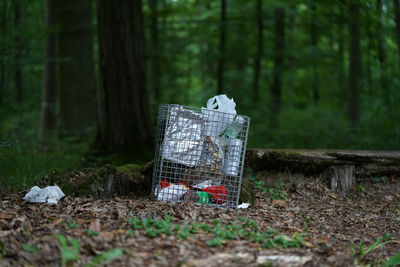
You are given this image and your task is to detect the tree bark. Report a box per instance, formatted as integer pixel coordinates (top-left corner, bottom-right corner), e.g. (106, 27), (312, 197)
(327, 165), (355, 193)
(253, 0), (263, 105)
(57, 0), (96, 135)
(246, 148), (400, 177)
(0, 1), (8, 105)
(13, 0), (22, 103)
(217, 0), (226, 95)
(270, 7), (285, 128)
(150, 0), (161, 103)
(376, 0), (389, 108)
(348, 3), (361, 125)
(39, 0), (57, 141)
(394, 0), (400, 79)
(96, 0), (153, 159)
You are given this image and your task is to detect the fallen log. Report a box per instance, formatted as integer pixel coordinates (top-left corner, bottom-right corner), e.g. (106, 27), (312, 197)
(245, 149), (400, 177)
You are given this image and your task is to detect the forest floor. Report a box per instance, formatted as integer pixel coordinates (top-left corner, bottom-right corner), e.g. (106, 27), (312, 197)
(0, 175), (399, 266)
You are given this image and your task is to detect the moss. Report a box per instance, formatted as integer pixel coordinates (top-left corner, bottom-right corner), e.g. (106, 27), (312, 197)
(116, 163), (141, 176)
(60, 181), (74, 195)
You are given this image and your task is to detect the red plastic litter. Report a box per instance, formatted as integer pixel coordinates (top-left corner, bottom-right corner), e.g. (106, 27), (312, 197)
(160, 180), (170, 188)
(202, 186), (227, 204)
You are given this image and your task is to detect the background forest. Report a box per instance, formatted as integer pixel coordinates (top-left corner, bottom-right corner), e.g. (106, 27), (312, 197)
(1, 0), (400, 192)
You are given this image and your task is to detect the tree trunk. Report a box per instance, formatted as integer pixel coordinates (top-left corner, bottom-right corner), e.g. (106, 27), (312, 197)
(348, 3), (361, 125)
(394, 0), (400, 79)
(270, 7), (285, 128)
(286, 6), (296, 105)
(246, 148), (400, 177)
(39, 0), (57, 142)
(0, 1), (8, 105)
(13, 0), (22, 103)
(327, 165), (355, 193)
(217, 0), (226, 95)
(150, 0), (161, 103)
(57, 0), (96, 135)
(376, 0), (389, 108)
(253, 0), (263, 105)
(96, 0), (153, 159)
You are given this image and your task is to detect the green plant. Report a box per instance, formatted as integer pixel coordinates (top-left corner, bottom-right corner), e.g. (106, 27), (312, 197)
(86, 229), (100, 236)
(86, 248), (123, 267)
(384, 252), (400, 267)
(127, 214), (305, 249)
(56, 234), (80, 267)
(66, 222), (80, 229)
(247, 167), (287, 200)
(0, 240), (6, 256)
(22, 243), (39, 254)
(351, 233), (396, 265)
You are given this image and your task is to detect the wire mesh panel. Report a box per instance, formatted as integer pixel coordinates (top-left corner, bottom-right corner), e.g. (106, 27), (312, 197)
(151, 104), (250, 208)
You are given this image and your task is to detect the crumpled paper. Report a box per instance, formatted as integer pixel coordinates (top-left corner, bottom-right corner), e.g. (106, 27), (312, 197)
(237, 202), (250, 209)
(23, 186), (65, 204)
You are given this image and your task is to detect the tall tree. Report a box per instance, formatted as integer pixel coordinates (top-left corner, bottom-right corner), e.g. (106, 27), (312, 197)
(253, 0), (263, 105)
(348, 2), (361, 125)
(13, 0), (22, 103)
(376, 0), (389, 105)
(394, 0), (400, 78)
(217, 0), (226, 95)
(0, 1), (8, 105)
(270, 6), (285, 128)
(57, 0), (96, 135)
(150, 0), (161, 103)
(96, 0), (153, 158)
(39, 0), (57, 141)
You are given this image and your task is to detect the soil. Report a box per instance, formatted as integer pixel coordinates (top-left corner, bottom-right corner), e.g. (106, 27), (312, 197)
(0, 175), (399, 267)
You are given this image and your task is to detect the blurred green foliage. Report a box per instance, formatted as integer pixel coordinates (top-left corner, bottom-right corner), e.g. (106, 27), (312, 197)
(0, 0), (399, 192)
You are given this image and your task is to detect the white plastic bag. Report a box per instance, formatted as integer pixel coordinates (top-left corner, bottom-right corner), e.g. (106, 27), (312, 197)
(23, 186), (65, 204)
(157, 184), (188, 201)
(202, 94), (236, 136)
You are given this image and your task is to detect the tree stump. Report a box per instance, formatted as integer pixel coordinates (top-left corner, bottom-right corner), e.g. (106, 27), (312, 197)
(328, 165), (355, 192)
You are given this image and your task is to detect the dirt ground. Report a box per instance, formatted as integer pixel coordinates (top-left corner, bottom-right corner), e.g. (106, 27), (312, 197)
(0, 175), (399, 267)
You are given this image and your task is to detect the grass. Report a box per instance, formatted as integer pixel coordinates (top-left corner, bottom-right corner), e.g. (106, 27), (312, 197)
(350, 233), (398, 266)
(248, 167), (287, 200)
(127, 215), (304, 249)
(56, 234), (80, 267)
(0, 136), (89, 194)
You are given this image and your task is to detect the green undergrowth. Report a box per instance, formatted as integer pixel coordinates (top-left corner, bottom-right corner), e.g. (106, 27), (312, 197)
(0, 137), (89, 194)
(127, 215), (304, 248)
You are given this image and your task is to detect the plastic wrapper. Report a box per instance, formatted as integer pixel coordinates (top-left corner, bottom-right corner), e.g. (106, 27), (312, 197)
(162, 106), (205, 167)
(157, 184), (188, 201)
(223, 138), (242, 176)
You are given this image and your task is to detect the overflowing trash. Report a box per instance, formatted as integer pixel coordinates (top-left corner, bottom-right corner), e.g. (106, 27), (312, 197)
(23, 186), (65, 204)
(152, 95), (250, 208)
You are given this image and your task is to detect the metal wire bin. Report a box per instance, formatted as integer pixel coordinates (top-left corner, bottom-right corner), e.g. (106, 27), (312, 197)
(151, 104), (250, 208)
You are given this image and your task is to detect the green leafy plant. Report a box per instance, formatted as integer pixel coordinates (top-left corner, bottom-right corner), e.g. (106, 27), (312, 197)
(0, 240), (6, 256)
(86, 248), (123, 267)
(86, 229), (100, 236)
(351, 233), (396, 265)
(248, 167), (287, 199)
(384, 252), (400, 267)
(56, 234), (80, 267)
(127, 214), (304, 249)
(66, 222), (80, 229)
(22, 243), (39, 254)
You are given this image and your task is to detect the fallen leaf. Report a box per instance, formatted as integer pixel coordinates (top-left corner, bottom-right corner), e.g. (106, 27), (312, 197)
(89, 219), (102, 232)
(272, 199), (288, 209)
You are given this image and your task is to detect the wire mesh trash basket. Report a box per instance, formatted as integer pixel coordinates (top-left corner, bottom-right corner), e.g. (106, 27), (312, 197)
(151, 104), (250, 208)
